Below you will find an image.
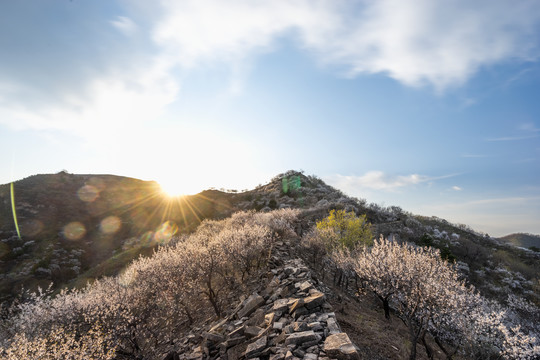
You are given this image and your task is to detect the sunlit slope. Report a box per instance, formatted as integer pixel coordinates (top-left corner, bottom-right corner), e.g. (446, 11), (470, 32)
(0, 172), (234, 298)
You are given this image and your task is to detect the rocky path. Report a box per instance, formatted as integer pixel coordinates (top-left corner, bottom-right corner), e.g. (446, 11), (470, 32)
(164, 239), (360, 360)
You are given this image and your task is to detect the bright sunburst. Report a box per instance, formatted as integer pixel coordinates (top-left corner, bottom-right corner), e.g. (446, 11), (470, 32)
(159, 180), (186, 198)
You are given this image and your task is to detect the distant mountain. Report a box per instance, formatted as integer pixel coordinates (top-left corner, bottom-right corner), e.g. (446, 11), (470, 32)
(498, 233), (540, 250)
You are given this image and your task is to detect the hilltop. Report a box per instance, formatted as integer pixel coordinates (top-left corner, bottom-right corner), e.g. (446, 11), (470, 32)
(0, 170), (539, 359)
(498, 233), (540, 251)
(1, 170), (538, 307)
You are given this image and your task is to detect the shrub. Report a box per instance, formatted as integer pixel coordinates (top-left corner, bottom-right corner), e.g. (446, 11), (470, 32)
(315, 209), (372, 250)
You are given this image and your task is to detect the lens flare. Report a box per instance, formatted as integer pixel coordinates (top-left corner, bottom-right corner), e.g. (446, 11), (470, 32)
(10, 183), (21, 239)
(140, 231), (154, 247)
(154, 221), (178, 243)
(77, 185), (100, 202)
(63, 222), (86, 240)
(100, 216), (121, 234)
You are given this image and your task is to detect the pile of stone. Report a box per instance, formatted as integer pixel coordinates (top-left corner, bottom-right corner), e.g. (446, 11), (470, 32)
(168, 256), (359, 360)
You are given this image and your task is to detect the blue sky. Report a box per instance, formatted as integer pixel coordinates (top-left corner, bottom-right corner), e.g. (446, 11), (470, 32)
(1, 0), (539, 236)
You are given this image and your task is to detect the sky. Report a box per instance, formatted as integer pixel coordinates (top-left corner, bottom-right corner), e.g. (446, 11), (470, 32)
(1, 0), (539, 237)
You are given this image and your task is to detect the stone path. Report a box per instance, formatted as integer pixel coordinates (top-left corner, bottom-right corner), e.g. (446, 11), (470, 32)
(165, 240), (360, 360)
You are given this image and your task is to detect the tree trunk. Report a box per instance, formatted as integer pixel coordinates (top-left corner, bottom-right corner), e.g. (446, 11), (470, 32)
(383, 298), (390, 320)
(434, 336), (457, 360)
(421, 332), (435, 360)
(408, 323), (419, 360)
(206, 280), (221, 317)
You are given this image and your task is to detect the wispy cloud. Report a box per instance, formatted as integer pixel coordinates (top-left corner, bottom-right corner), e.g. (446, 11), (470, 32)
(519, 122), (540, 133)
(110, 16), (138, 36)
(326, 171), (458, 192)
(461, 154), (488, 158)
(486, 122), (540, 141)
(451, 186), (462, 191)
(486, 134), (539, 142)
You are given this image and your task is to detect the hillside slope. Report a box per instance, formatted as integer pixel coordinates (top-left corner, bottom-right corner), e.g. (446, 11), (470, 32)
(0, 172), (234, 299)
(1, 170), (538, 308)
(498, 233), (540, 250)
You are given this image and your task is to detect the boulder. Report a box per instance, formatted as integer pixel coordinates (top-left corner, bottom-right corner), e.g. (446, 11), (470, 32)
(323, 333), (359, 360)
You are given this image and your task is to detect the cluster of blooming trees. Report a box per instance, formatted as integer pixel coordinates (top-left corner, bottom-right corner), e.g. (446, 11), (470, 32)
(0, 209), (299, 359)
(303, 211), (539, 360)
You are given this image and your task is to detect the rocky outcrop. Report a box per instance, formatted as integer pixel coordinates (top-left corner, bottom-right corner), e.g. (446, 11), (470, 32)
(169, 242), (360, 360)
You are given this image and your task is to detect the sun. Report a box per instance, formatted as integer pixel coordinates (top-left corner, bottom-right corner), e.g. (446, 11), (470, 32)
(159, 180), (187, 198)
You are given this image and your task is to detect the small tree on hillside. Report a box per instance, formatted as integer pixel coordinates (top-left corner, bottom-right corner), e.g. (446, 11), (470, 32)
(316, 209), (372, 250)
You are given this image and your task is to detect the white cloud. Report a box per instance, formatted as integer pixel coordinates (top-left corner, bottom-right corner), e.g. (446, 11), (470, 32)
(0, 58), (178, 144)
(325, 171), (456, 192)
(152, 0), (540, 90)
(110, 16), (138, 36)
(452, 186), (462, 191)
(2, 0), (540, 141)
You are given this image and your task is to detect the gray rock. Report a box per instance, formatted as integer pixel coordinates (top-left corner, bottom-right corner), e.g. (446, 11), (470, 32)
(247, 308), (266, 327)
(293, 348), (306, 358)
(323, 333), (359, 360)
(273, 298), (290, 312)
(304, 293), (325, 310)
(245, 336), (267, 358)
(295, 281), (313, 292)
(203, 332), (225, 343)
(289, 299), (305, 314)
(245, 326), (263, 338)
(285, 331), (320, 346)
(238, 294), (266, 319)
(270, 353), (286, 360)
(326, 317), (341, 335)
(292, 322), (309, 332)
(227, 336), (246, 348)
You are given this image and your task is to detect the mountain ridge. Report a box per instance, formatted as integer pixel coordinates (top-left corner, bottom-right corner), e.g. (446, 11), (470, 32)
(0, 170), (538, 307)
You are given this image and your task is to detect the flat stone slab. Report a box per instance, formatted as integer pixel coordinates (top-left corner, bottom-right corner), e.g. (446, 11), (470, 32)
(273, 298), (290, 312)
(285, 330), (320, 345)
(295, 280), (313, 292)
(203, 332), (225, 343)
(323, 333), (360, 360)
(304, 292), (325, 310)
(238, 294), (265, 319)
(245, 336), (267, 358)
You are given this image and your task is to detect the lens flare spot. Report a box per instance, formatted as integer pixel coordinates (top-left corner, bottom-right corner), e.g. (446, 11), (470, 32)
(77, 185), (100, 202)
(154, 221), (178, 243)
(21, 219), (44, 237)
(140, 231), (154, 247)
(87, 177), (106, 191)
(63, 222), (86, 240)
(100, 216), (121, 234)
